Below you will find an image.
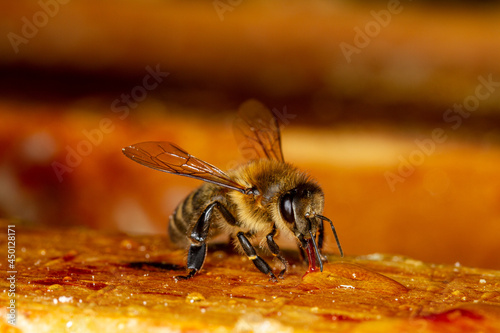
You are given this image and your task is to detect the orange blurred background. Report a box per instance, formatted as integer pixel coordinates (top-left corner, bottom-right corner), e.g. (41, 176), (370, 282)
(1, 0), (499, 269)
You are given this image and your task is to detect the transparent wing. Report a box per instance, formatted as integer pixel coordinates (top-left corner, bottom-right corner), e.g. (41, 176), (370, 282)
(122, 141), (249, 193)
(233, 99), (284, 162)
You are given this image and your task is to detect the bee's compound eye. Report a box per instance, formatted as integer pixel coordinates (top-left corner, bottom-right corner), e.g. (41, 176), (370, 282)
(280, 191), (295, 223)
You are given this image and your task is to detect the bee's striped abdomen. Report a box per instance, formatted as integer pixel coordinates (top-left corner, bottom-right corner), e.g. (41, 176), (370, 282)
(168, 184), (224, 248)
(168, 189), (197, 248)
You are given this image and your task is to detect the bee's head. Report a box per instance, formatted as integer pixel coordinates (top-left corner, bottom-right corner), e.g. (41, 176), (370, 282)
(279, 182), (343, 272)
(279, 183), (324, 236)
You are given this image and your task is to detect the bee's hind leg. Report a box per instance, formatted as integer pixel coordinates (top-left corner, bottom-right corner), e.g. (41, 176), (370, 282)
(175, 243), (206, 280)
(175, 201), (237, 281)
(175, 202), (221, 280)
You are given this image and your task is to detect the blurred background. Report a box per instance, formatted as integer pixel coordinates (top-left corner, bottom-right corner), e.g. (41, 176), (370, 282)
(0, 0), (499, 269)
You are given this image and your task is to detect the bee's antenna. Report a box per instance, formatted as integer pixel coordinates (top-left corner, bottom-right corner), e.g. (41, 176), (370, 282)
(317, 215), (344, 257)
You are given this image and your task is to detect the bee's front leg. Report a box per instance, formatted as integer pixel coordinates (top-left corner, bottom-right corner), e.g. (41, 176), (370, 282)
(297, 220), (327, 267)
(317, 219), (328, 263)
(237, 232), (278, 282)
(266, 225), (288, 279)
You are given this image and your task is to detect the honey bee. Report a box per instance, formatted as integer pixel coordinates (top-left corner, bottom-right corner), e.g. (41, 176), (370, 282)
(122, 100), (343, 281)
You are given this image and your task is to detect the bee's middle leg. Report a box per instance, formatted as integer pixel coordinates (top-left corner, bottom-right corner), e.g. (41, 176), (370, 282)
(237, 232), (278, 282)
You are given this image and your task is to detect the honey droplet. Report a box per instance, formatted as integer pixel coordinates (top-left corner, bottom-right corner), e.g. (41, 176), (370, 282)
(186, 292), (206, 303)
(47, 284), (64, 291)
(120, 239), (139, 250)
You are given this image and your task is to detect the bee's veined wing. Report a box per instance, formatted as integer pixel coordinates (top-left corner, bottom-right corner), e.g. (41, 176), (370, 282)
(233, 99), (285, 162)
(122, 141), (249, 194)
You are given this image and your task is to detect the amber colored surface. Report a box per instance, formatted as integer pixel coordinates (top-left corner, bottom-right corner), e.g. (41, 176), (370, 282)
(1, 221), (500, 332)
